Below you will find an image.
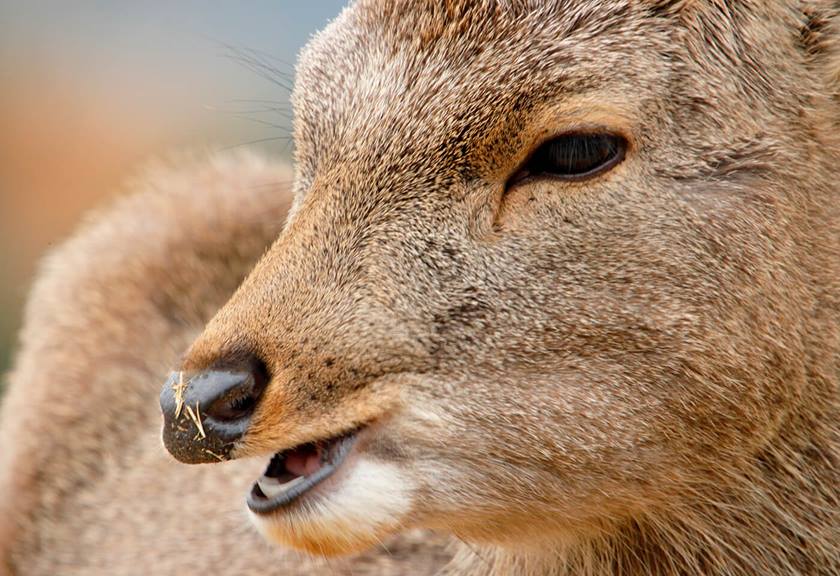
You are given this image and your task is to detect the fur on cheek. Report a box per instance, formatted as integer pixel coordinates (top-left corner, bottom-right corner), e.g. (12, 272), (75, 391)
(248, 458), (415, 556)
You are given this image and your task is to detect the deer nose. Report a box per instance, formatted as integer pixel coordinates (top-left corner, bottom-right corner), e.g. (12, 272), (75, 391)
(160, 366), (268, 464)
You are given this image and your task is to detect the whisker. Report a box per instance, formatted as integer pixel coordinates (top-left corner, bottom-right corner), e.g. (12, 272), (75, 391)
(219, 135), (294, 151)
(211, 104), (294, 119)
(231, 43), (297, 70)
(219, 44), (295, 92)
(228, 113), (291, 131)
(227, 98), (289, 105)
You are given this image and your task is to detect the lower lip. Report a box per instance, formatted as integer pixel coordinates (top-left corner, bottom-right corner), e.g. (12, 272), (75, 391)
(246, 434), (357, 514)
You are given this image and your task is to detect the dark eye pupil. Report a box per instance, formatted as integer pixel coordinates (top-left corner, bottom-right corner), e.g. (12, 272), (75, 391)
(515, 133), (625, 184)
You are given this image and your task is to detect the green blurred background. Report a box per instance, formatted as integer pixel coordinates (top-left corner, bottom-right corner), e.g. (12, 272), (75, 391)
(0, 1), (347, 386)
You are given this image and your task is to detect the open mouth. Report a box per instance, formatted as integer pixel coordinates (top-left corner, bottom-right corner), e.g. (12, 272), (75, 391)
(247, 430), (357, 514)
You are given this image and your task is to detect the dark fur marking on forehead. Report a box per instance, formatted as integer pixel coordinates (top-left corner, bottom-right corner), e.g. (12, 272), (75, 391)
(798, 6), (835, 57)
(648, 0), (689, 18)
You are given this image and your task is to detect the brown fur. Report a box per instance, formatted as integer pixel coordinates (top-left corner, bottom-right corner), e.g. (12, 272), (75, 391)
(2, 1), (840, 574)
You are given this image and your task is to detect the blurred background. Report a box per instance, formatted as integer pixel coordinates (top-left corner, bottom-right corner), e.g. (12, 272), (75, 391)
(0, 1), (347, 382)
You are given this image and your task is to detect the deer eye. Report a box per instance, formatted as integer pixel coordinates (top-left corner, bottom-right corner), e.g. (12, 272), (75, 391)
(508, 133), (627, 187)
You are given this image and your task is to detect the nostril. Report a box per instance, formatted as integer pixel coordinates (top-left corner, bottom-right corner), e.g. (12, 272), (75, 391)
(202, 360), (269, 424)
(206, 378), (261, 422)
(218, 393), (257, 421)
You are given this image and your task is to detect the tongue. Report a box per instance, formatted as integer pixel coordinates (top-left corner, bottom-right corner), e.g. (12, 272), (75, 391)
(285, 445), (323, 477)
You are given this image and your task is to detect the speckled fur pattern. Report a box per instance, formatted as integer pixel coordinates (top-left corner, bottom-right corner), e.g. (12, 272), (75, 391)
(2, 1), (840, 575)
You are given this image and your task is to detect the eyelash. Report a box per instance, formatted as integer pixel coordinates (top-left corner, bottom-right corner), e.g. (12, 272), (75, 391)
(507, 133), (627, 187)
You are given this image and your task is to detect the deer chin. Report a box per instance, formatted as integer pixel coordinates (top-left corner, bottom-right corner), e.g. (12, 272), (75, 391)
(246, 428), (415, 556)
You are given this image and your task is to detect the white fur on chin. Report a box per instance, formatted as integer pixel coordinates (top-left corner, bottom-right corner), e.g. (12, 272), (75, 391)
(248, 457), (414, 556)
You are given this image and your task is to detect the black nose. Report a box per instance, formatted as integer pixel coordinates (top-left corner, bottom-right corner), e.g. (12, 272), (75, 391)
(160, 366), (268, 464)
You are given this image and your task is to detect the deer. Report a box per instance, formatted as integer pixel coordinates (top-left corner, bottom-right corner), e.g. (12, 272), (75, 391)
(1, 1), (838, 575)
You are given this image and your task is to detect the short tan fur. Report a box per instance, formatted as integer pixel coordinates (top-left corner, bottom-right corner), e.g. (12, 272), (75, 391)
(1, 1), (839, 575)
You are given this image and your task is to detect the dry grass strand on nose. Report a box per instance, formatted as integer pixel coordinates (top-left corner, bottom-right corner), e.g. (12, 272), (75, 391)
(185, 402), (206, 441)
(172, 371), (187, 419)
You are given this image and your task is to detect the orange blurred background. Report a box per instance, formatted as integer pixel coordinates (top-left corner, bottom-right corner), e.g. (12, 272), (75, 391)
(0, 1), (347, 377)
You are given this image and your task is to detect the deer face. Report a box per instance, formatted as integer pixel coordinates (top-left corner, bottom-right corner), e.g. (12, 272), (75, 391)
(160, 1), (828, 555)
